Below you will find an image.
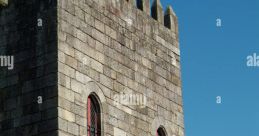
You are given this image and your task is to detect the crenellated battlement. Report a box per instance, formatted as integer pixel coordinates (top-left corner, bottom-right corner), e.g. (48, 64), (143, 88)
(97, 0), (178, 37)
(138, 0), (177, 31)
(0, 0), (178, 36)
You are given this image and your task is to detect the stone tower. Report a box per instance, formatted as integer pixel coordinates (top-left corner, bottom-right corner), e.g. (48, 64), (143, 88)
(0, 0), (184, 136)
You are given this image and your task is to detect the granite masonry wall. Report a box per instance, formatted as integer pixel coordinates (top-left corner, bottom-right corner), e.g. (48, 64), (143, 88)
(57, 0), (183, 136)
(0, 0), (184, 136)
(0, 0), (58, 135)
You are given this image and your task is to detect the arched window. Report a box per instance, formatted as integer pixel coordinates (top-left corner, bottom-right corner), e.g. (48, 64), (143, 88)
(87, 94), (101, 136)
(157, 127), (166, 136)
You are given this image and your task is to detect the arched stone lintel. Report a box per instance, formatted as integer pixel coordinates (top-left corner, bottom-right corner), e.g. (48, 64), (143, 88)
(151, 116), (174, 136)
(82, 80), (106, 103)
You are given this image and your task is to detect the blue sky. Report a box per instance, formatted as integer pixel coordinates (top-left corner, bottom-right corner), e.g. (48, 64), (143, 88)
(159, 0), (259, 136)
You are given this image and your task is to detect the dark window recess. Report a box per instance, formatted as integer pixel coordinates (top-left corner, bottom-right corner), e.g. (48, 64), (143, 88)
(87, 95), (101, 136)
(136, 0), (143, 10)
(157, 127), (166, 136)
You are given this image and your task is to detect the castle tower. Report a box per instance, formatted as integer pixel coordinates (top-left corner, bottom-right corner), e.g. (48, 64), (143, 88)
(0, 0), (184, 136)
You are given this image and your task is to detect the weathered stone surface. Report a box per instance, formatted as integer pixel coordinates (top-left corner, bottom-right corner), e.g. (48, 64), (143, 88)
(0, 0), (183, 136)
(67, 122), (79, 135)
(58, 107), (75, 123)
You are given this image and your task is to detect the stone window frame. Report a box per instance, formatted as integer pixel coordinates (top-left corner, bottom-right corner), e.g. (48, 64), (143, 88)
(83, 81), (107, 136)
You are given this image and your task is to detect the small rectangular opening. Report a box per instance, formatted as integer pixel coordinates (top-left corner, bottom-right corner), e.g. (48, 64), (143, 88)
(136, 0), (143, 11)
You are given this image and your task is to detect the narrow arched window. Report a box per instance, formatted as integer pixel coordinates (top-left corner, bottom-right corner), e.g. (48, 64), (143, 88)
(157, 127), (166, 136)
(87, 94), (101, 136)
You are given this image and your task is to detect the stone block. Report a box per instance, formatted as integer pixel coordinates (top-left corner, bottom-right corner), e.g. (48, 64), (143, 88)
(114, 127), (126, 136)
(67, 122), (79, 135)
(75, 6), (84, 20)
(58, 85), (75, 102)
(75, 29), (87, 43)
(71, 79), (84, 94)
(75, 115), (86, 127)
(105, 25), (117, 40)
(70, 103), (86, 117)
(58, 73), (71, 89)
(95, 19), (105, 33)
(58, 117), (68, 131)
(58, 107), (75, 122)
(58, 51), (66, 63)
(58, 62), (75, 78)
(93, 28), (107, 45)
(91, 59), (103, 73)
(65, 55), (77, 69)
(75, 71), (91, 84)
(100, 74), (113, 89)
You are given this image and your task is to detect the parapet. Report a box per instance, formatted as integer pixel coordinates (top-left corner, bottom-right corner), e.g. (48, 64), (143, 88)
(0, 0), (178, 37)
(140, 0), (177, 31)
(104, 0), (178, 37)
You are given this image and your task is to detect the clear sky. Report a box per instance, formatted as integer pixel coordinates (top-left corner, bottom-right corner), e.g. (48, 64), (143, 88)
(159, 0), (259, 136)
